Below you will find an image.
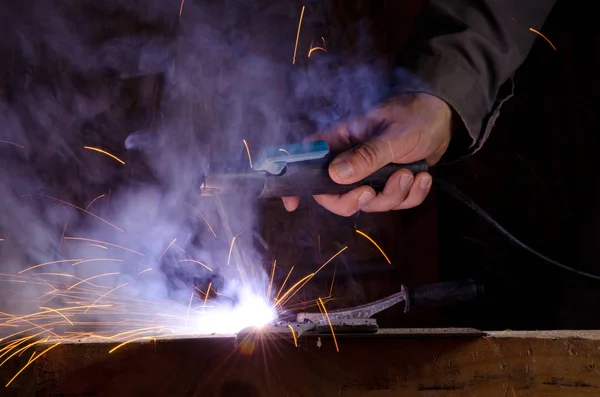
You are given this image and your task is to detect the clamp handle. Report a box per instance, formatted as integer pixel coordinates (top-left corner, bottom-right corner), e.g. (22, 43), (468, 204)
(403, 279), (484, 313)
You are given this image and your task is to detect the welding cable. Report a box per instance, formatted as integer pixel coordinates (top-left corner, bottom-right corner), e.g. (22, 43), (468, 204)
(434, 179), (600, 281)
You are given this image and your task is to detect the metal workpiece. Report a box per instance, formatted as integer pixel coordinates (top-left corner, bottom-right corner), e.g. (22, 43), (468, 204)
(237, 279), (484, 340)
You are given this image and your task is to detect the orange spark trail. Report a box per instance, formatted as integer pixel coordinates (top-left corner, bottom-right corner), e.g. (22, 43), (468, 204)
(189, 205), (217, 238)
(83, 146), (125, 165)
(179, 0), (185, 16)
(267, 260), (277, 299)
(19, 259), (83, 274)
(67, 272), (119, 290)
(355, 230), (391, 264)
(109, 337), (153, 354)
(0, 140), (25, 149)
(84, 283), (128, 313)
(313, 246), (348, 275)
(287, 324), (298, 347)
(136, 268), (152, 276)
(72, 258), (124, 267)
(203, 283), (212, 312)
(329, 264), (337, 296)
(159, 238), (177, 261)
(227, 236), (237, 266)
(58, 223), (67, 253)
(5, 342), (60, 387)
(179, 259), (212, 272)
(37, 195), (124, 232)
(318, 297), (339, 352)
(86, 194), (107, 210)
(308, 46), (326, 57)
(275, 273), (313, 307)
(529, 28), (556, 51)
(242, 139), (253, 168)
(39, 307), (73, 325)
(276, 246), (348, 307)
(275, 266), (294, 301)
(63, 237), (144, 256)
(293, 6), (306, 64)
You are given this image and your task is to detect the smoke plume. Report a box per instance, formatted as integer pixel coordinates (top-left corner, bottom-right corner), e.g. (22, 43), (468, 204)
(0, 0), (387, 337)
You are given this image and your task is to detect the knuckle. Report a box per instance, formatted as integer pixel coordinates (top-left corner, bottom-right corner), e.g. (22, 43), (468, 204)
(353, 143), (379, 169)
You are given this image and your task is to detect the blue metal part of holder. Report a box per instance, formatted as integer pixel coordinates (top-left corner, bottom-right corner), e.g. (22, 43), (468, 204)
(252, 140), (330, 175)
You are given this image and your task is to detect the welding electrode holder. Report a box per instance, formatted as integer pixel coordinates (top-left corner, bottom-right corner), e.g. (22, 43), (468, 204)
(402, 279), (484, 313)
(202, 156), (429, 199)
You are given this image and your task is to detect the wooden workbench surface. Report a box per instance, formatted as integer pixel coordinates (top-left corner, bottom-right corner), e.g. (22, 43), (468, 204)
(3, 329), (600, 396)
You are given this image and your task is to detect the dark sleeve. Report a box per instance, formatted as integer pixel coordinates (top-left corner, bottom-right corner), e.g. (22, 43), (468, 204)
(389, 0), (557, 161)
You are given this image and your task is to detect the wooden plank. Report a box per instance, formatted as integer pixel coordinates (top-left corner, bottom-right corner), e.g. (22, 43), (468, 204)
(3, 330), (600, 396)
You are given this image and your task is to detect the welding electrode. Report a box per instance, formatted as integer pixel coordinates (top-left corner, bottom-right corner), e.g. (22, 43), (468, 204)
(202, 159), (428, 198)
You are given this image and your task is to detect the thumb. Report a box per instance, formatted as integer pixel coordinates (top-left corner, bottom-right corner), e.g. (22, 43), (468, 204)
(328, 138), (394, 184)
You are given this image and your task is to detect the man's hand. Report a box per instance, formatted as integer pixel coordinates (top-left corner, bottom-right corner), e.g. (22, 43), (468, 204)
(282, 93), (453, 216)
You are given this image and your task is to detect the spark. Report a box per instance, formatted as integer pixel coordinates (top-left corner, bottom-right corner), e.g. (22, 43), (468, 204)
(136, 268), (152, 276)
(39, 307), (73, 325)
(292, 6), (306, 64)
(318, 297), (339, 352)
(287, 324), (298, 348)
(63, 237), (144, 256)
(179, 259), (212, 272)
(1, 338), (47, 367)
(0, 140), (24, 149)
(329, 264), (337, 296)
(84, 283), (128, 313)
(242, 139), (253, 168)
(308, 46), (327, 57)
(67, 272), (119, 290)
(179, 0), (185, 16)
(313, 246), (348, 275)
(275, 266), (294, 301)
(159, 238), (177, 261)
(355, 230), (391, 264)
(58, 223), (67, 253)
(72, 258), (124, 267)
(203, 283), (212, 312)
(86, 194), (107, 210)
(529, 28), (556, 51)
(83, 146), (125, 165)
(308, 37), (327, 58)
(275, 273), (313, 307)
(38, 195), (123, 232)
(267, 260), (277, 300)
(19, 259), (83, 274)
(185, 292), (194, 326)
(278, 148), (290, 155)
(318, 234), (321, 257)
(189, 205), (217, 238)
(87, 244), (107, 250)
(276, 246), (348, 307)
(109, 337), (154, 354)
(227, 236), (237, 266)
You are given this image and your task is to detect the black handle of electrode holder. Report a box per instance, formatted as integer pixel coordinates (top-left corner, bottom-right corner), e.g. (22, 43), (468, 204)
(402, 279), (484, 313)
(260, 159), (428, 198)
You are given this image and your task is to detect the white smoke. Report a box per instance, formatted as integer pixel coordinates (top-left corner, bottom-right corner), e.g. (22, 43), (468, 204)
(0, 0), (387, 339)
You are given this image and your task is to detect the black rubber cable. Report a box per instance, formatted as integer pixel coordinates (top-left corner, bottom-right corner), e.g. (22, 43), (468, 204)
(435, 179), (600, 281)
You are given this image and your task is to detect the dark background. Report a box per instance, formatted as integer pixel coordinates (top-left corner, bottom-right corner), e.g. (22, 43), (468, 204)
(437, 0), (600, 330)
(1, 0), (597, 331)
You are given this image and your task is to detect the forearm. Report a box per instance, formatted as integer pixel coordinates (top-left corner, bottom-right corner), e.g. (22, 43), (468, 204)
(390, 0), (557, 160)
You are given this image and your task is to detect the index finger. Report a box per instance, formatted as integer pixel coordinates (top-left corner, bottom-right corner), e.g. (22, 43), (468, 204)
(308, 113), (382, 152)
